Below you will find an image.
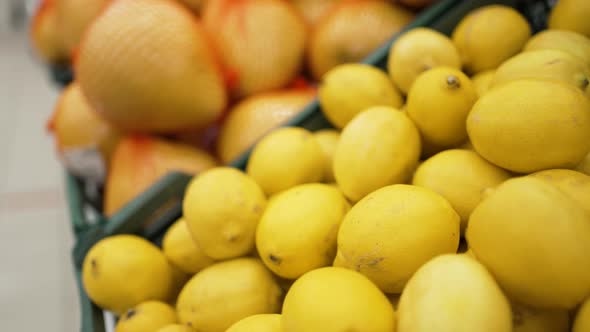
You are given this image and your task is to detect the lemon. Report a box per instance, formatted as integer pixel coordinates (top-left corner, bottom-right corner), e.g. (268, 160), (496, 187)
(413, 149), (511, 233)
(511, 301), (569, 332)
(578, 152), (590, 175)
(226, 314), (281, 332)
(282, 267), (395, 332)
(156, 325), (193, 332)
(388, 28), (461, 94)
(318, 64), (403, 128)
(335, 184), (460, 293)
(162, 218), (215, 274)
(549, 0), (590, 38)
(183, 167), (266, 260)
(467, 79), (590, 173)
(466, 177), (590, 308)
(177, 258), (282, 332)
(217, 89), (315, 164)
(82, 235), (173, 314)
(407, 67), (477, 148)
(397, 254), (512, 332)
(115, 301), (177, 332)
(333, 106), (421, 202)
(256, 184), (350, 279)
(471, 70), (495, 97)
(574, 297), (590, 332)
(313, 129), (340, 182)
(246, 127), (324, 195)
(524, 29), (590, 65)
(530, 169), (590, 215)
(492, 49), (590, 95)
(452, 5), (531, 73)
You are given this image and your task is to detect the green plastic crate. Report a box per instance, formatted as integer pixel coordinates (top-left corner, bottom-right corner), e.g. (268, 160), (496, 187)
(69, 0), (554, 330)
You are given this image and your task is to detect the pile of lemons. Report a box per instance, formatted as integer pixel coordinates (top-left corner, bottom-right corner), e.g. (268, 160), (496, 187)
(81, 3), (590, 332)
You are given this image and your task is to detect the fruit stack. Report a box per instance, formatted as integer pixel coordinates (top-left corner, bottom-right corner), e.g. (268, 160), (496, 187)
(77, 1), (590, 332)
(31, 0), (430, 220)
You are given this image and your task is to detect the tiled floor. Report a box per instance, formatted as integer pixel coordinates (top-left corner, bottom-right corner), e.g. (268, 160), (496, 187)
(0, 23), (80, 332)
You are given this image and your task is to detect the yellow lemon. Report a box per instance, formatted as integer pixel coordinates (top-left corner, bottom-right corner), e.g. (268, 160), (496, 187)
(467, 79), (590, 173)
(467, 177), (590, 309)
(412, 149), (511, 233)
(574, 297), (590, 332)
(82, 235), (173, 314)
(492, 49), (590, 95)
(335, 184), (460, 293)
(246, 127), (324, 195)
(282, 267), (395, 332)
(549, 0), (590, 38)
(471, 70), (496, 97)
(333, 106), (421, 202)
(318, 64), (403, 128)
(452, 5), (531, 73)
(397, 254), (512, 332)
(177, 258), (282, 332)
(162, 218), (215, 274)
(226, 314), (281, 332)
(578, 152), (590, 175)
(511, 301), (569, 332)
(156, 324), (193, 332)
(256, 183), (350, 279)
(183, 167), (266, 260)
(115, 301), (177, 332)
(313, 129), (340, 182)
(530, 169), (590, 215)
(525, 29), (590, 65)
(407, 67), (477, 148)
(388, 27), (461, 94)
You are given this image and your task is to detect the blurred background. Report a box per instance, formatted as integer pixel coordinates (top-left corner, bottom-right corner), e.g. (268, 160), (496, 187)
(0, 1), (80, 331)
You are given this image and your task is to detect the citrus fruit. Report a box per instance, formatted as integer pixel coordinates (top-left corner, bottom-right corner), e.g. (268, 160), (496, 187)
(282, 267), (395, 332)
(115, 301), (177, 332)
(217, 88), (315, 164)
(256, 183), (350, 279)
(549, 0), (590, 38)
(333, 106), (421, 202)
(308, 0), (413, 80)
(467, 79), (590, 173)
(388, 28), (461, 94)
(335, 184), (460, 293)
(176, 258), (282, 332)
(162, 218), (215, 274)
(524, 29), (590, 65)
(319, 63), (403, 128)
(397, 254), (512, 332)
(412, 149), (511, 233)
(452, 5), (531, 73)
(492, 49), (590, 96)
(226, 314), (281, 332)
(406, 67), (477, 148)
(77, 0), (227, 132)
(183, 167), (266, 260)
(246, 127), (324, 195)
(466, 177), (590, 309)
(82, 235), (174, 314)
